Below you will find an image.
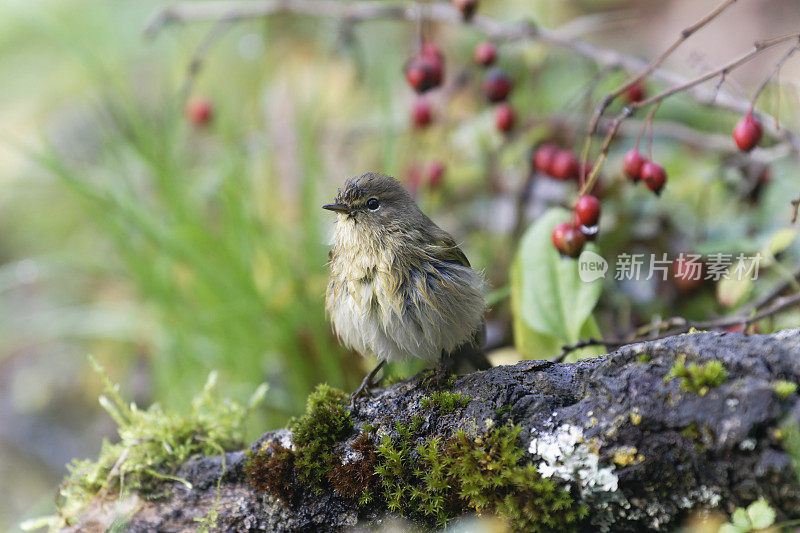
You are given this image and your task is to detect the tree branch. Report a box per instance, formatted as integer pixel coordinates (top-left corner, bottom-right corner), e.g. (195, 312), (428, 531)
(555, 287), (800, 362)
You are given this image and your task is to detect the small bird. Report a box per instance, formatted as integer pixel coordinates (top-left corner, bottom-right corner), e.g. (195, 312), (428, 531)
(323, 172), (488, 400)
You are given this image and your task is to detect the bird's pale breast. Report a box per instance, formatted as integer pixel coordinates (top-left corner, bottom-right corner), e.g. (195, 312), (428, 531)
(326, 221), (484, 363)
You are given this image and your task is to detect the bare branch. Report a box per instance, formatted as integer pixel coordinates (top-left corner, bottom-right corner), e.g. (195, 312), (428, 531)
(586, 0), (737, 138)
(578, 36), (800, 196)
(555, 287), (800, 362)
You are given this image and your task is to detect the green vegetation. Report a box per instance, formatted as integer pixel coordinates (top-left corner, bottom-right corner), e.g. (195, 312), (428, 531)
(24, 359), (266, 532)
(246, 387), (585, 531)
(420, 390), (471, 412)
(665, 358), (728, 395)
(287, 384), (353, 486)
(637, 354), (652, 363)
(774, 380), (798, 400)
(719, 499), (776, 533)
(375, 421), (586, 531)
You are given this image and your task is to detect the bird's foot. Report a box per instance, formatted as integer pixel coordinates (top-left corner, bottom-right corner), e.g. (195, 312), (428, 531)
(350, 360), (385, 410)
(421, 364), (454, 390)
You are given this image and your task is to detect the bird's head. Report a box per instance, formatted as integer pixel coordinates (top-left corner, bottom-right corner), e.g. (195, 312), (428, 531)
(323, 172), (425, 234)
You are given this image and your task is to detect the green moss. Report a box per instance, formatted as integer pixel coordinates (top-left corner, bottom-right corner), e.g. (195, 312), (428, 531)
(681, 422), (700, 441)
(26, 359), (266, 533)
(665, 358), (727, 395)
(637, 354), (651, 363)
(245, 386), (584, 531)
(420, 391), (471, 412)
(287, 384), (353, 486)
(774, 380), (798, 400)
(375, 421), (585, 531)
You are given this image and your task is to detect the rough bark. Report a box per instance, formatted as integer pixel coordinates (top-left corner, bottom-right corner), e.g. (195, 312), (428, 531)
(67, 330), (800, 532)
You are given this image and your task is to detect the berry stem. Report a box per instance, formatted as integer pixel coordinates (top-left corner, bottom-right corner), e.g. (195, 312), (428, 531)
(748, 39), (800, 117)
(644, 102), (660, 160)
(415, 1), (425, 51)
(584, 0), (737, 140)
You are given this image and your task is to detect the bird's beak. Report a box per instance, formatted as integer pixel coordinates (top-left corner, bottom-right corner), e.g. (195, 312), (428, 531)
(322, 203), (352, 214)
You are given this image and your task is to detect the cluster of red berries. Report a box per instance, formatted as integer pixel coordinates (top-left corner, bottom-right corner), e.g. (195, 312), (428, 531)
(482, 66), (514, 132)
(622, 150), (667, 194)
(406, 43), (445, 130)
(552, 195), (600, 258)
(408, 40), (515, 134)
(532, 143), (584, 181)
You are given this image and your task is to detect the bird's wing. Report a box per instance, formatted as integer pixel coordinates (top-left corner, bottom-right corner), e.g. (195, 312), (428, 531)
(432, 233), (471, 268)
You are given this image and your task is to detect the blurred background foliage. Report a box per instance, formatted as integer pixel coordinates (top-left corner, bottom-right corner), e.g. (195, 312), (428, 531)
(2, 0), (800, 530)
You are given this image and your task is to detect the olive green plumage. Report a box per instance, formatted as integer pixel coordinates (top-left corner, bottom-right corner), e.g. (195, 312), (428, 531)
(323, 172), (485, 364)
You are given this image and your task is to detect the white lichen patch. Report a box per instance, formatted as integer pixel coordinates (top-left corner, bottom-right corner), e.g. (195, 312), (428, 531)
(530, 424), (627, 532)
(739, 438), (756, 451)
(529, 424), (619, 494)
(274, 429), (295, 450)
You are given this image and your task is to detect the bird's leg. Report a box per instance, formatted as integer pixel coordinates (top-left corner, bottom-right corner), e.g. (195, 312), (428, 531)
(350, 360), (386, 408)
(423, 350), (454, 389)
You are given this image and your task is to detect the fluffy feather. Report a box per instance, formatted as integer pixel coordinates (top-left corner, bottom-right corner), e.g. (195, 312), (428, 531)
(325, 172), (485, 363)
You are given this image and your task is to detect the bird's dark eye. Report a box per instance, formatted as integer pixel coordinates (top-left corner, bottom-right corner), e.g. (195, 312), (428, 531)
(366, 198), (380, 210)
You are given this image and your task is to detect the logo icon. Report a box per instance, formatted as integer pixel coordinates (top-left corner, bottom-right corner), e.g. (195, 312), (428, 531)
(578, 250), (608, 282)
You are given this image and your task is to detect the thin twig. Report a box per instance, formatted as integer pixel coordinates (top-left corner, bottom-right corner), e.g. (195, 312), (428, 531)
(750, 39), (800, 108)
(578, 33), (800, 196)
(554, 289), (800, 362)
(585, 0), (737, 138)
(180, 18), (234, 102)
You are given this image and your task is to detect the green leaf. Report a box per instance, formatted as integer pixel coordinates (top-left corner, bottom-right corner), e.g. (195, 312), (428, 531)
(760, 228), (797, 268)
(731, 507), (750, 528)
(746, 499), (776, 530)
(716, 268), (754, 308)
(511, 208), (603, 359)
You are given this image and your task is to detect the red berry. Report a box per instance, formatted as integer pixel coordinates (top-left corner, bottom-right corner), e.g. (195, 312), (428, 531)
(574, 195), (601, 227)
(673, 255), (704, 293)
(411, 98), (433, 129)
(427, 161), (446, 189)
(494, 103), (514, 132)
(552, 222), (585, 258)
(623, 150), (645, 182)
(404, 56), (441, 93)
(421, 43), (445, 86)
(640, 160), (667, 194)
(452, 0), (478, 20)
(549, 150), (579, 181)
(185, 96), (213, 126)
(483, 68), (512, 102)
(624, 81), (646, 103)
(533, 143), (558, 174)
(473, 41), (497, 66)
(733, 112), (762, 152)
(552, 222), (570, 248)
